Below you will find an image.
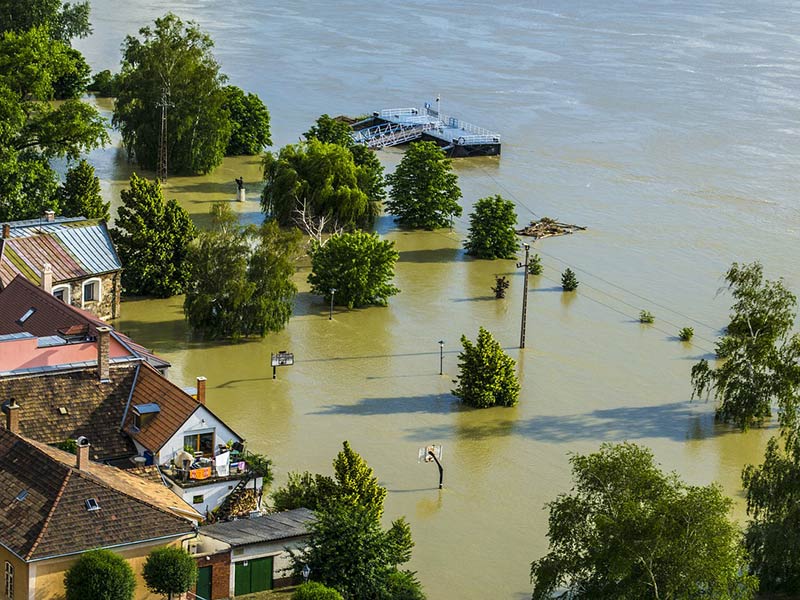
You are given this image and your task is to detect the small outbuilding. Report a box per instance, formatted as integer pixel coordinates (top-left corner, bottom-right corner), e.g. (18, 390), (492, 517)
(191, 508), (314, 599)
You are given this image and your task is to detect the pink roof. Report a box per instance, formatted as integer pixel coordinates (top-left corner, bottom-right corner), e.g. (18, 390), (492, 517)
(0, 334), (133, 372)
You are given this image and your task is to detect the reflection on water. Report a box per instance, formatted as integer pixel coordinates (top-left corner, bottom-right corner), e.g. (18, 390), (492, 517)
(76, 1), (800, 597)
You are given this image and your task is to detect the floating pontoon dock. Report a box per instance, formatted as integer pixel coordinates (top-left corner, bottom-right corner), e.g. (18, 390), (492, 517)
(351, 106), (501, 158)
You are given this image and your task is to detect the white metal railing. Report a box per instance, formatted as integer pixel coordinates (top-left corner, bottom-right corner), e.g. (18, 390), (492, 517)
(379, 107), (419, 117)
(452, 134), (501, 145)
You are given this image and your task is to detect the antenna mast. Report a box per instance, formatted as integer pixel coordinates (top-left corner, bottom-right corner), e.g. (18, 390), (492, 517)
(156, 88), (171, 183)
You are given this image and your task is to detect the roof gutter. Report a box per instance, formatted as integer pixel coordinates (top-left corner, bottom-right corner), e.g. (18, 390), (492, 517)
(26, 531), (194, 563)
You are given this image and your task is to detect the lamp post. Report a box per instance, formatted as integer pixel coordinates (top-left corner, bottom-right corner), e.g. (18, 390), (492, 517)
(438, 340), (444, 375)
(329, 288), (336, 320)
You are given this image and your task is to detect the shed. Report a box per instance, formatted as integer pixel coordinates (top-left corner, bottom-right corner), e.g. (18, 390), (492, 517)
(193, 508), (314, 598)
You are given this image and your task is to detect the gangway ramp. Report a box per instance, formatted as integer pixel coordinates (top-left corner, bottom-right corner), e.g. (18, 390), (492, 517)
(351, 121), (435, 149)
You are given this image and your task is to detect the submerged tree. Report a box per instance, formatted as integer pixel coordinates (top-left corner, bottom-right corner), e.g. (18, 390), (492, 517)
(691, 261), (800, 431)
(385, 140), (462, 230)
(114, 13), (231, 175)
(308, 231), (399, 308)
(223, 85), (271, 155)
(452, 327), (519, 408)
(184, 203), (301, 339)
(464, 194), (518, 259)
(262, 139), (380, 233)
(112, 173), (196, 297)
(530, 443), (757, 600)
(561, 268), (578, 292)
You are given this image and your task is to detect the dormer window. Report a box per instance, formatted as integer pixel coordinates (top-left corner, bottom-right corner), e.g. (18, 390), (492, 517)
(85, 498), (100, 511)
(15, 490), (28, 502)
(132, 403), (160, 431)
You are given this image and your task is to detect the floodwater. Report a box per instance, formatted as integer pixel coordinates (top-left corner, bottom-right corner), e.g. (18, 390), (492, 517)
(75, 2), (800, 598)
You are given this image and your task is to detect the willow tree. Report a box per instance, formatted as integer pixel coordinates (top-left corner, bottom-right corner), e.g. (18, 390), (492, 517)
(691, 262), (800, 431)
(184, 203), (301, 339)
(114, 13), (230, 175)
(261, 139), (380, 233)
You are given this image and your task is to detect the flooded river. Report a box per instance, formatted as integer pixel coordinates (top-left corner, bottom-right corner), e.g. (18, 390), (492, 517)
(75, 2), (800, 598)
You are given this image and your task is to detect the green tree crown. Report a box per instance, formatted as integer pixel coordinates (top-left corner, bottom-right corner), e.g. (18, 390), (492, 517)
(452, 327), (520, 408)
(530, 442), (757, 600)
(56, 159), (110, 220)
(64, 548), (137, 600)
(292, 582), (344, 600)
(262, 139), (380, 232)
(143, 546), (198, 600)
(184, 203), (300, 339)
(307, 231), (400, 309)
(114, 13), (231, 175)
(691, 261), (800, 431)
(304, 114), (354, 147)
(0, 0), (92, 43)
(464, 194), (519, 259)
(561, 268), (578, 291)
(112, 173), (196, 297)
(223, 85), (271, 155)
(385, 140), (462, 230)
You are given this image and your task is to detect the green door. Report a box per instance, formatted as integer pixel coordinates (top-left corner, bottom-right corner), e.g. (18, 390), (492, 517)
(250, 556), (273, 592)
(234, 556), (273, 595)
(234, 561), (251, 596)
(196, 566), (211, 600)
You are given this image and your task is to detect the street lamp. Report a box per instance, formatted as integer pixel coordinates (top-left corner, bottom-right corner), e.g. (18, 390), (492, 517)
(302, 564), (311, 583)
(438, 340), (444, 375)
(329, 288), (336, 320)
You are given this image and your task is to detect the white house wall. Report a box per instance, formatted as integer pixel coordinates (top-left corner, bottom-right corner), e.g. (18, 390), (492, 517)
(158, 407), (241, 466)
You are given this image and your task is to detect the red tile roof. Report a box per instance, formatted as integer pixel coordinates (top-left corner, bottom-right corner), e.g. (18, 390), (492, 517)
(0, 429), (195, 561)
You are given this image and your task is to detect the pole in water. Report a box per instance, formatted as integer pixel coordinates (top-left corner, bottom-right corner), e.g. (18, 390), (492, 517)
(428, 451), (444, 489)
(272, 365), (276, 380)
(438, 340), (444, 375)
(517, 243), (530, 348)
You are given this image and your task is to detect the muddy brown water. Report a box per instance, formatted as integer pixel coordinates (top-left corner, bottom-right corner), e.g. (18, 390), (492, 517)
(75, 2), (800, 597)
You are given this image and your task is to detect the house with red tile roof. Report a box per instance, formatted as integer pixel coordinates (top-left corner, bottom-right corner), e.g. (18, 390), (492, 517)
(0, 417), (199, 600)
(0, 212), (122, 321)
(0, 278), (260, 517)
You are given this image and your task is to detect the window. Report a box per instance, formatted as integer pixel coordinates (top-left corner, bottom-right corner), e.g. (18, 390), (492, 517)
(16, 308), (35, 325)
(82, 280), (98, 303)
(84, 498), (100, 511)
(4, 561), (13, 600)
(52, 284), (70, 305)
(184, 431), (215, 457)
(192, 494), (204, 504)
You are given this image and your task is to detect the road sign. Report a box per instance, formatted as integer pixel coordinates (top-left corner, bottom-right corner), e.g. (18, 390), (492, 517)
(271, 351), (294, 367)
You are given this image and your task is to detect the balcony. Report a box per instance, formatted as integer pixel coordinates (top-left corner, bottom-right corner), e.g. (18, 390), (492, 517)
(160, 446), (251, 489)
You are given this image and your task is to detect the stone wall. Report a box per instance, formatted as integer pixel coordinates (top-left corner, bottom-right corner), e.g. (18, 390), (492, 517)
(63, 271), (122, 321)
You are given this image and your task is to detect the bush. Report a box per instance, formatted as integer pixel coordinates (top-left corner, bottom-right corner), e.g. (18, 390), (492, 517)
(292, 582), (344, 600)
(561, 268), (578, 291)
(679, 327), (694, 341)
(64, 549), (136, 600)
(89, 69), (119, 97)
(639, 310), (655, 324)
(143, 546), (197, 599)
(528, 253), (543, 275)
(452, 327), (520, 408)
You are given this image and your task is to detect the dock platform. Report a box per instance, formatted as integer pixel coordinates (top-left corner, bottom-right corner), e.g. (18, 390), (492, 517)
(351, 106), (501, 158)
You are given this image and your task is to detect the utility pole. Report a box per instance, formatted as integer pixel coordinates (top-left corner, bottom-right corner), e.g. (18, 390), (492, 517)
(156, 88), (172, 183)
(516, 243), (530, 348)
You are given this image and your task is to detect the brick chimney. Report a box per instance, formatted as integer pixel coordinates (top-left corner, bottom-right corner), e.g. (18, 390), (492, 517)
(44, 210), (55, 222)
(96, 326), (111, 382)
(41, 263), (53, 294)
(2, 223), (9, 239)
(196, 376), (207, 405)
(76, 437), (90, 470)
(5, 399), (19, 434)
